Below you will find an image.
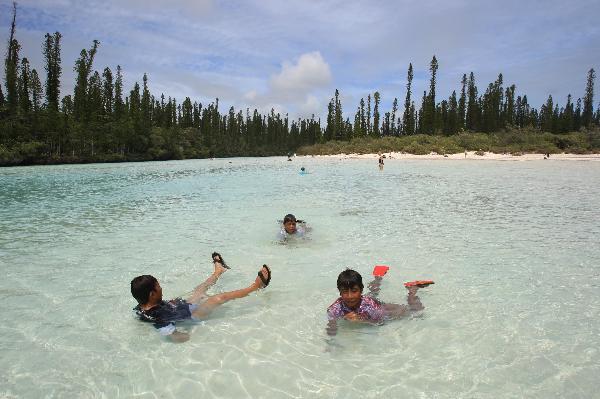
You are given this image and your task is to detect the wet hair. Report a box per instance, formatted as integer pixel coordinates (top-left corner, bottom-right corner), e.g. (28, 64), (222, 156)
(283, 214), (296, 224)
(130, 275), (158, 304)
(337, 269), (364, 291)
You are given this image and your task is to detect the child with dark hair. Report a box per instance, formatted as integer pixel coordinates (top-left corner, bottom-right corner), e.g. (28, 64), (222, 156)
(326, 268), (426, 336)
(131, 252), (271, 343)
(277, 213), (307, 241)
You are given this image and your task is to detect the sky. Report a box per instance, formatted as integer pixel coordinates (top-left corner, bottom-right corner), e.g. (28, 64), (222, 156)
(1, 0), (599, 121)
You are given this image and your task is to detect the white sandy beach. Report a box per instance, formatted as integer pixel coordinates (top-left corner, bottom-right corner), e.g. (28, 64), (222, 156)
(312, 152), (600, 161)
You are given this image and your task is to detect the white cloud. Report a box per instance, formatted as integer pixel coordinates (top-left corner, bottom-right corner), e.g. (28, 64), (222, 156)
(1, 0), (598, 121)
(237, 52), (332, 118)
(298, 95), (321, 118)
(270, 52), (331, 94)
(244, 90), (257, 101)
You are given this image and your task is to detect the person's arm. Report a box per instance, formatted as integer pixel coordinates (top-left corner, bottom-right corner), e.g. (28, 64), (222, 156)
(276, 229), (287, 241)
(344, 298), (385, 324)
(342, 311), (376, 323)
(155, 323), (190, 343)
(326, 305), (340, 336)
(326, 319), (338, 336)
(343, 311), (363, 322)
(344, 311), (384, 325)
(168, 330), (190, 343)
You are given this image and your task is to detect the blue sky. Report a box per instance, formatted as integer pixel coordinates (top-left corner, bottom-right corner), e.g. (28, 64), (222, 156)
(1, 0), (599, 121)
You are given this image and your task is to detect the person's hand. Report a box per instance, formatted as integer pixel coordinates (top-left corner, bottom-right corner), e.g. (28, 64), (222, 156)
(169, 330), (190, 343)
(344, 312), (362, 321)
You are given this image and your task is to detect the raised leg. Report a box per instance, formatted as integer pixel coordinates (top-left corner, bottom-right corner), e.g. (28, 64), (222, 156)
(406, 286), (424, 311)
(191, 266), (270, 318)
(366, 276), (383, 298)
(186, 258), (228, 304)
(381, 286), (424, 319)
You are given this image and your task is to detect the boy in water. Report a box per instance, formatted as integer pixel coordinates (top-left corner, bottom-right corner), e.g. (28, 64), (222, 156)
(326, 269), (425, 336)
(278, 213), (306, 240)
(131, 253), (271, 343)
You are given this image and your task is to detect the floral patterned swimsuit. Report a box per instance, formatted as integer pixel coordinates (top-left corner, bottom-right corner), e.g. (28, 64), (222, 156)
(327, 295), (385, 323)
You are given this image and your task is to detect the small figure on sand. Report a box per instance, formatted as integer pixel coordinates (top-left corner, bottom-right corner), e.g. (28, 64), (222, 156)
(131, 252), (271, 342)
(326, 268), (432, 336)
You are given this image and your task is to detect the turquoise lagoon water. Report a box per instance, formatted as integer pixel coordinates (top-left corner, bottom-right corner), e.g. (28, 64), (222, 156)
(0, 157), (599, 398)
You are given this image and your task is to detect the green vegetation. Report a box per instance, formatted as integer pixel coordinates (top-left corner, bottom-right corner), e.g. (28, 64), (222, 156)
(296, 129), (600, 156)
(1, 2), (599, 166)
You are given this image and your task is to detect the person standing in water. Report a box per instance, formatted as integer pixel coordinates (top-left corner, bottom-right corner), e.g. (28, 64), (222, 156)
(378, 155), (384, 170)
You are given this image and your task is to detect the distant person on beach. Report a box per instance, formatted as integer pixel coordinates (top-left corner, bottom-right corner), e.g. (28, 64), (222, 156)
(326, 269), (428, 336)
(378, 155), (384, 170)
(131, 252), (271, 343)
(277, 213), (307, 241)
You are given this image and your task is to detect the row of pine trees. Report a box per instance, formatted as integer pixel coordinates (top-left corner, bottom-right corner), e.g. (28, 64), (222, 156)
(1, 3), (598, 165)
(324, 58), (598, 141)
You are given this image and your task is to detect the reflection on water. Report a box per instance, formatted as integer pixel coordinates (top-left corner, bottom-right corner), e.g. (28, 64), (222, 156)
(1, 157), (599, 398)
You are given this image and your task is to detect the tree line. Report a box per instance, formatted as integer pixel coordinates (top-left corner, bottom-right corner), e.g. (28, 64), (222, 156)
(1, 3), (598, 166)
(323, 57), (598, 141)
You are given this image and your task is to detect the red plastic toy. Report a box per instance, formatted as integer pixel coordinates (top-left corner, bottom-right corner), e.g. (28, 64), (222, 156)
(372, 265), (390, 277)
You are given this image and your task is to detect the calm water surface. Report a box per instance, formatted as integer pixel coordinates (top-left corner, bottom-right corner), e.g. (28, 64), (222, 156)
(0, 157), (599, 398)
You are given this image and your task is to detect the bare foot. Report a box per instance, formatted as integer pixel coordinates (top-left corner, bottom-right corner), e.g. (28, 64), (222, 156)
(213, 262), (227, 276)
(212, 255), (228, 276)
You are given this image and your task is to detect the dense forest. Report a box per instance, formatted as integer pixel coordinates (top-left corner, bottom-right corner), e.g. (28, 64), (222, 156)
(1, 3), (599, 166)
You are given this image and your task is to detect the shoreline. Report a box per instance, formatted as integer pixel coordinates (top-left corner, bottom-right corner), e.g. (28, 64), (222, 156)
(309, 151), (600, 161)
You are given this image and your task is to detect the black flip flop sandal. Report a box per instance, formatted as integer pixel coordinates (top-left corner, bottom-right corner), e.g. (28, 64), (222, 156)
(258, 264), (271, 287)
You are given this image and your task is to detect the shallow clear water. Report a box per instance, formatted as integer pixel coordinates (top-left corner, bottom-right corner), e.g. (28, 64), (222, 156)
(0, 157), (599, 398)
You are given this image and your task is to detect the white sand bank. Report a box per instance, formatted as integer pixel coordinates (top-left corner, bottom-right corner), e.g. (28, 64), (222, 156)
(309, 152), (600, 161)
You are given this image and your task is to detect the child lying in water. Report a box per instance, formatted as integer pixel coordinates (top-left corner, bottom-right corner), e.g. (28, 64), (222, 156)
(131, 252), (271, 343)
(326, 268), (428, 336)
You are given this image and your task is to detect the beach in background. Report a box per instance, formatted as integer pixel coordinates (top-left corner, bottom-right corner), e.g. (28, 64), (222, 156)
(316, 152), (600, 161)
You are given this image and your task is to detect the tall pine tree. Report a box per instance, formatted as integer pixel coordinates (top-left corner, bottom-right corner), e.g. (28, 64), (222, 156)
(466, 72), (479, 131)
(373, 91), (380, 137)
(4, 2), (20, 117)
(402, 63), (414, 135)
(457, 74), (467, 131)
(582, 68), (595, 127)
(43, 32), (62, 112)
(73, 40), (99, 122)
